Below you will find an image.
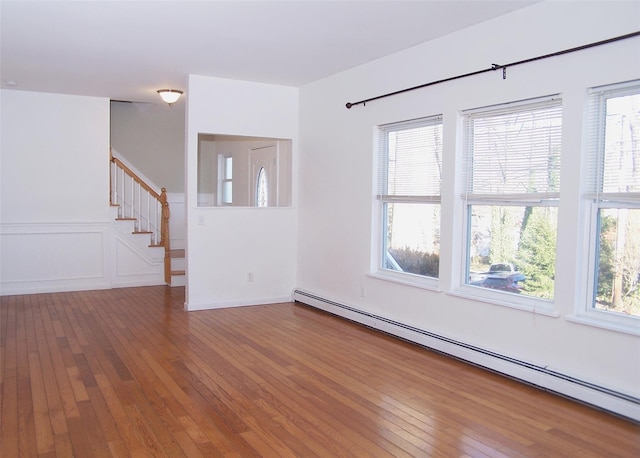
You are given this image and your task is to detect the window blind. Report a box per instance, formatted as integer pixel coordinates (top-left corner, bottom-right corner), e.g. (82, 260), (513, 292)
(585, 80), (640, 201)
(377, 116), (443, 199)
(462, 97), (562, 201)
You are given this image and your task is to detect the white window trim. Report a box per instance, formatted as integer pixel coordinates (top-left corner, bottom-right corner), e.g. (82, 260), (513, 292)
(566, 311), (640, 337)
(447, 287), (560, 317)
(367, 271), (442, 292)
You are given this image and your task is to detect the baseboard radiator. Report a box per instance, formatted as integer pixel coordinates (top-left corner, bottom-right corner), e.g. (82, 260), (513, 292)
(293, 289), (640, 423)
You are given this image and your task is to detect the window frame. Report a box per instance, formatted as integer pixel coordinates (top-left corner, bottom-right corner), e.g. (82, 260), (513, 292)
(573, 80), (640, 334)
(456, 95), (563, 313)
(371, 115), (443, 290)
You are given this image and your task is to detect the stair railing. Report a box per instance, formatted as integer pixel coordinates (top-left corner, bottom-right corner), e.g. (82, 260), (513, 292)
(110, 151), (172, 284)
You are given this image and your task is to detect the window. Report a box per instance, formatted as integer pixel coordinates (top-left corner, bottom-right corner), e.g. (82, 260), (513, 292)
(462, 97), (562, 301)
(586, 80), (640, 319)
(256, 167), (268, 207)
(219, 155), (233, 205)
(377, 116), (442, 279)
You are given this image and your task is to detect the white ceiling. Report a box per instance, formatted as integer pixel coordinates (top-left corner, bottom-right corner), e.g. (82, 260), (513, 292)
(0, 0), (537, 103)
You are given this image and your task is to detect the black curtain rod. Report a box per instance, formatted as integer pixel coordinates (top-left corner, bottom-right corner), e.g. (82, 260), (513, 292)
(345, 30), (640, 109)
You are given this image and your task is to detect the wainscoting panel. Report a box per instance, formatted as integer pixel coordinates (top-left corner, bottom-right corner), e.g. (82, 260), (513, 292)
(109, 222), (164, 288)
(0, 223), (111, 295)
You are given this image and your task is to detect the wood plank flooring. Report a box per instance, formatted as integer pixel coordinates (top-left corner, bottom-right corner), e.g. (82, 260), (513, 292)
(1, 286), (638, 457)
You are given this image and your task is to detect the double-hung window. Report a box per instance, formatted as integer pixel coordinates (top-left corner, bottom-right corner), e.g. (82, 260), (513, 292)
(219, 154), (233, 205)
(377, 116), (443, 280)
(585, 80), (640, 321)
(462, 97), (562, 303)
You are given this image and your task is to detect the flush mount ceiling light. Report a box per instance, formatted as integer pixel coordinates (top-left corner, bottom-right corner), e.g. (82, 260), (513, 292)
(157, 89), (183, 105)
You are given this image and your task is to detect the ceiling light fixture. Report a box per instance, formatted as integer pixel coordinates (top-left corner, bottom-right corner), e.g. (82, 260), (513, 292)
(157, 89), (183, 105)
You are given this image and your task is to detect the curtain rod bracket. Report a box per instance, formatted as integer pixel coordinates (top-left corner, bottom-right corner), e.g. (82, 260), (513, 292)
(492, 63), (507, 79)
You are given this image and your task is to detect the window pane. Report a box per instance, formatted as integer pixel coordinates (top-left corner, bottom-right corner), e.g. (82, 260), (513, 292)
(602, 93), (640, 193)
(256, 167), (268, 207)
(467, 205), (557, 299)
(386, 123), (442, 196)
(224, 156), (233, 180)
(384, 202), (440, 278)
(595, 208), (640, 317)
(466, 100), (562, 195)
(222, 181), (232, 204)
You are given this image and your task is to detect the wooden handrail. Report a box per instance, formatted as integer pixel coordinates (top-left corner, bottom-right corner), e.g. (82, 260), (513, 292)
(110, 153), (162, 200)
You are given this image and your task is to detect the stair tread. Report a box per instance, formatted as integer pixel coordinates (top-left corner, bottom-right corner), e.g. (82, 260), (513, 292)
(169, 249), (185, 258)
(116, 217), (137, 221)
(171, 270), (186, 276)
(132, 231), (153, 234)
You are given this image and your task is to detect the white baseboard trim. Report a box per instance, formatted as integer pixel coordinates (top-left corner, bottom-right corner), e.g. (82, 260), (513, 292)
(1, 279), (112, 296)
(185, 295), (292, 311)
(111, 277), (165, 289)
(293, 289), (640, 423)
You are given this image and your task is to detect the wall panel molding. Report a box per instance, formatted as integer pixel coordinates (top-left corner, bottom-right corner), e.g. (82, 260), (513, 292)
(0, 222), (111, 295)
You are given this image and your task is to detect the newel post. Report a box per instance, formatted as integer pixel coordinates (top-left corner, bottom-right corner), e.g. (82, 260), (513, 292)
(109, 149), (115, 206)
(160, 188), (171, 285)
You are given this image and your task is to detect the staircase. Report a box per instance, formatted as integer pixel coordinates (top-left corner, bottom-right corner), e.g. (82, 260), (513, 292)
(110, 151), (185, 286)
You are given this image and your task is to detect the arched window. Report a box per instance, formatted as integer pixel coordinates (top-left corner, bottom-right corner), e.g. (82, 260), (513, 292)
(256, 167), (268, 207)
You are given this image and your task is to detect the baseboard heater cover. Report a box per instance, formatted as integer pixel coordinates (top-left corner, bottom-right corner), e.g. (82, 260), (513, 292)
(293, 289), (640, 423)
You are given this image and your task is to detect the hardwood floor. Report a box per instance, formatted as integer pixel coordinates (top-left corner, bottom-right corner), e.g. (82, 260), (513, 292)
(1, 286), (638, 457)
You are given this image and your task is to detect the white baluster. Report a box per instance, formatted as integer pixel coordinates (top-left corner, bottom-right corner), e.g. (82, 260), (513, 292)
(147, 192), (151, 234)
(137, 182), (141, 229)
(121, 167), (126, 215)
(130, 171), (134, 219)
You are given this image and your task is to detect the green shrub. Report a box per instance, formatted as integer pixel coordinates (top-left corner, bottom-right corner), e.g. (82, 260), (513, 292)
(389, 248), (439, 277)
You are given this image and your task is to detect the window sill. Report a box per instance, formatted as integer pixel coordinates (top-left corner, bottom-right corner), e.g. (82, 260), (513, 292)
(367, 271), (442, 292)
(566, 313), (640, 336)
(446, 288), (560, 317)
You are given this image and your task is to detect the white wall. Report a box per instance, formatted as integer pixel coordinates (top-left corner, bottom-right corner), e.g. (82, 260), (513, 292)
(297, 1), (640, 417)
(0, 90), (111, 294)
(110, 100), (185, 193)
(185, 75), (298, 309)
